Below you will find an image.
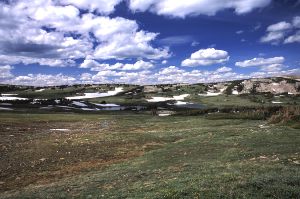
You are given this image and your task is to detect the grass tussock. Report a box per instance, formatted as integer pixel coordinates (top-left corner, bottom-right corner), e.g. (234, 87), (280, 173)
(175, 106), (282, 120)
(175, 106), (300, 128)
(268, 106), (300, 128)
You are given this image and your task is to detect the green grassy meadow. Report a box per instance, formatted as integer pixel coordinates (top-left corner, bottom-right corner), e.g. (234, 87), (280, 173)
(0, 112), (299, 198)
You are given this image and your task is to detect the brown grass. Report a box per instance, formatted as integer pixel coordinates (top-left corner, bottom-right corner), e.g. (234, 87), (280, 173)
(268, 106), (300, 124)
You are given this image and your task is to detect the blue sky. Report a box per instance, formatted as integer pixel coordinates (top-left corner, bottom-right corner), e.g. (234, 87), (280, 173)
(0, 0), (300, 86)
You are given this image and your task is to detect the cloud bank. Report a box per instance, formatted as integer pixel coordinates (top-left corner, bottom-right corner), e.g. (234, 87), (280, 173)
(129, 0), (271, 18)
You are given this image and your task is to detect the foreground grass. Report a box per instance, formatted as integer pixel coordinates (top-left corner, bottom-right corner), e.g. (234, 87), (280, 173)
(0, 113), (299, 198)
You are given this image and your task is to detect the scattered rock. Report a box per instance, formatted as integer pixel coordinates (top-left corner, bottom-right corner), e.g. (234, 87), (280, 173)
(293, 160), (300, 165)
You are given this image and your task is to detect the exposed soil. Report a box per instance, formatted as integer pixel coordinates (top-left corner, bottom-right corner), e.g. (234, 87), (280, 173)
(0, 119), (146, 192)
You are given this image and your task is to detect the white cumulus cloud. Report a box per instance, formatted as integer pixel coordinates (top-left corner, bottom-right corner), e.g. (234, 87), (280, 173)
(261, 16), (300, 44)
(284, 31), (300, 44)
(181, 48), (229, 67)
(60, 0), (122, 14)
(0, 0), (169, 68)
(235, 56), (286, 72)
(235, 57), (285, 67)
(80, 60), (154, 71)
(0, 65), (14, 79)
(216, 66), (232, 73)
(266, 21), (292, 32)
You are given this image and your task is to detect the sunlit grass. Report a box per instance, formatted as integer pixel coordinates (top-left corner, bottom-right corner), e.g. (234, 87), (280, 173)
(0, 112), (299, 198)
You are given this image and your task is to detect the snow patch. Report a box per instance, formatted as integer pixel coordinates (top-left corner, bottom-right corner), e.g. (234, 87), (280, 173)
(81, 108), (99, 111)
(0, 107), (13, 110)
(40, 107), (53, 109)
(1, 94), (18, 96)
(0, 96), (28, 101)
(72, 101), (88, 107)
(174, 101), (188, 105)
(147, 94), (189, 102)
(56, 106), (76, 109)
(93, 103), (120, 107)
(158, 113), (171, 117)
(272, 101), (283, 104)
(199, 92), (222, 97)
(232, 90), (239, 95)
(50, 129), (70, 131)
(220, 88), (226, 92)
(65, 87), (123, 100)
(35, 89), (45, 92)
(173, 94), (190, 100)
(0, 103), (12, 106)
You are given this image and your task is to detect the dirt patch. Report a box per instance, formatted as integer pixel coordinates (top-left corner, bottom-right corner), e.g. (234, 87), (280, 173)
(0, 119), (146, 192)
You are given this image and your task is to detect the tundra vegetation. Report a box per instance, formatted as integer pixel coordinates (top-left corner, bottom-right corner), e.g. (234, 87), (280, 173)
(0, 77), (299, 198)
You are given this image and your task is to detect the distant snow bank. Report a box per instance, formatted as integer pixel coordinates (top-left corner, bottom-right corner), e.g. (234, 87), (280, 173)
(272, 101), (283, 104)
(72, 101), (87, 107)
(147, 94), (189, 102)
(198, 92), (222, 97)
(50, 129), (70, 131)
(1, 94), (18, 96)
(158, 113), (171, 117)
(81, 108), (98, 111)
(0, 96), (28, 101)
(174, 101), (188, 105)
(0, 103), (12, 106)
(0, 107), (13, 110)
(65, 87), (123, 100)
(93, 103), (120, 107)
(232, 90), (239, 95)
(35, 89), (45, 92)
(0, 93), (28, 101)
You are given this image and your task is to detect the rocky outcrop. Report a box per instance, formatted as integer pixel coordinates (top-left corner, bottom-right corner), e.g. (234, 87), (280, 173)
(144, 85), (162, 93)
(240, 78), (300, 95)
(199, 77), (300, 95)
